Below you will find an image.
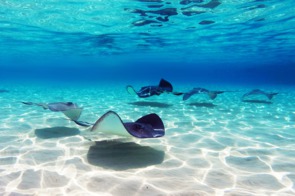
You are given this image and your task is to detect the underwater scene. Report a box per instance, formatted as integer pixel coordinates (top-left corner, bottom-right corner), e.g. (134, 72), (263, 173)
(1, 0), (295, 195)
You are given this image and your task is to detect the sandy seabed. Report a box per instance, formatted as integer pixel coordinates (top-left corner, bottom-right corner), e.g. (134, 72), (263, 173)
(0, 82), (295, 196)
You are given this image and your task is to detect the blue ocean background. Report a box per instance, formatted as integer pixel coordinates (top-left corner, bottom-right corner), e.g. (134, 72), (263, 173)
(1, 0), (294, 85)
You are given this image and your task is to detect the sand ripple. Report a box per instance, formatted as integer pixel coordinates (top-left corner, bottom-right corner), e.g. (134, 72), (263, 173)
(0, 84), (295, 195)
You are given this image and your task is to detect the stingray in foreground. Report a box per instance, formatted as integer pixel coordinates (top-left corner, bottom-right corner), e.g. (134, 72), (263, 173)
(126, 78), (183, 98)
(183, 88), (226, 101)
(21, 102), (165, 139)
(242, 89), (278, 101)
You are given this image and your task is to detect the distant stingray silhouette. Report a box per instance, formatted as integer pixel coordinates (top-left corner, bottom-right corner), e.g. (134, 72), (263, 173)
(35, 127), (80, 139)
(128, 101), (172, 108)
(87, 140), (165, 170)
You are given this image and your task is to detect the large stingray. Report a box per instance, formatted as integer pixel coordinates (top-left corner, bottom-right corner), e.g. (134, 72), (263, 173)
(90, 111), (165, 138)
(183, 87), (225, 101)
(242, 89), (278, 101)
(126, 78), (183, 98)
(21, 102), (165, 139)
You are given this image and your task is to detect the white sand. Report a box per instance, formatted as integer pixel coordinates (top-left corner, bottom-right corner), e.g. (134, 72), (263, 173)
(0, 83), (294, 195)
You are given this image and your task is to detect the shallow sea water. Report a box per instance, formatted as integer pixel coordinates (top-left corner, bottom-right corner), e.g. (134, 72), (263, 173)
(0, 82), (294, 195)
(1, 0), (295, 195)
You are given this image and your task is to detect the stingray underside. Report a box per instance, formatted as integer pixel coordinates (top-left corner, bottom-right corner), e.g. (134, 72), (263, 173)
(62, 108), (83, 121)
(91, 111), (131, 137)
(126, 85), (138, 95)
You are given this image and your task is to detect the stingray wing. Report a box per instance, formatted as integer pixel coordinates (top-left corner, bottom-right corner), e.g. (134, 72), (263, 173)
(62, 108), (83, 121)
(158, 78), (173, 92)
(126, 85), (138, 95)
(128, 113), (165, 138)
(91, 111), (131, 137)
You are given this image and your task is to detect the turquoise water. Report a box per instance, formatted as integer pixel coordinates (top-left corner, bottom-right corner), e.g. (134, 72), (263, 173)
(1, 0), (295, 195)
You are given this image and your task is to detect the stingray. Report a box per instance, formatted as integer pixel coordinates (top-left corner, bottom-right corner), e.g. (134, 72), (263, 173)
(21, 101), (83, 121)
(126, 78), (183, 98)
(183, 87), (225, 101)
(90, 111), (165, 138)
(21, 102), (165, 139)
(242, 89), (278, 101)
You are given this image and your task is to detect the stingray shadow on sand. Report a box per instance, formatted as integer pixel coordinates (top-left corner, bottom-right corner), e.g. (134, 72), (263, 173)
(0, 89), (9, 93)
(188, 102), (217, 108)
(128, 101), (172, 108)
(87, 140), (165, 170)
(34, 127), (80, 139)
(242, 100), (272, 104)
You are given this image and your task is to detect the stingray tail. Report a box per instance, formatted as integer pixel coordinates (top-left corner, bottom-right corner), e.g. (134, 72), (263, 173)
(21, 101), (48, 109)
(73, 120), (93, 127)
(62, 108), (95, 127)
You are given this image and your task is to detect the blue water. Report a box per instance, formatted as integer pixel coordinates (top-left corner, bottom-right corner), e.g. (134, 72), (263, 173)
(1, 0), (294, 85)
(1, 1), (295, 195)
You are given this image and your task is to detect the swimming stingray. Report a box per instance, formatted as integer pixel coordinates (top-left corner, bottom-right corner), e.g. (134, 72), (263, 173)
(242, 89), (278, 101)
(183, 87), (225, 101)
(21, 102), (165, 139)
(21, 101), (84, 123)
(90, 111), (164, 138)
(126, 78), (183, 98)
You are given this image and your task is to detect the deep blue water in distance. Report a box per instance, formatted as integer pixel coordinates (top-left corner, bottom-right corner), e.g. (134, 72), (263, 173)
(1, 57), (294, 86)
(0, 0), (295, 85)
